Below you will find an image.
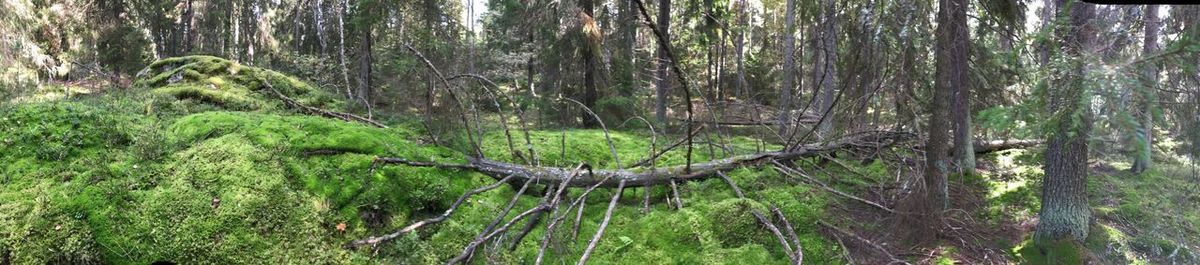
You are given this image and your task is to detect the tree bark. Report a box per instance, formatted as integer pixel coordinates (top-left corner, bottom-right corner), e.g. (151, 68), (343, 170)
(1035, 0), (1095, 244)
(580, 0), (600, 128)
(1131, 5), (1158, 174)
(814, 0), (838, 138)
(947, 0), (975, 176)
(778, 0), (797, 134)
(654, 0), (671, 124)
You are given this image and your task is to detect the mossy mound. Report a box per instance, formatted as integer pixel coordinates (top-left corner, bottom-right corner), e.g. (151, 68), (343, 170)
(2, 57), (850, 264)
(134, 55), (342, 111)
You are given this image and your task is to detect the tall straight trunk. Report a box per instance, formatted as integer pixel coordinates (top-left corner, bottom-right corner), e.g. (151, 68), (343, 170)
(947, 0), (974, 175)
(314, 0), (327, 54)
(815, 0), (837, 138)
(358, 26), (373, 107)
(181, 0), (194, 55)
(654, 0), (671, 124)
(734, 0), (748, 100)
(927, 0), (956, 215)
(1035, 0), (1095, 244)
(1131, 5), (1158, 174)
(620, 0), (636, 96)
(337, 0), (352, 101)
(778, 0), (796, 133)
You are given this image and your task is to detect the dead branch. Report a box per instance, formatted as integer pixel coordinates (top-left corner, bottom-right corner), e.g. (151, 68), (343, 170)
(628, 124), (706, 168)
(771, 161), (895, 214)
(562, 97), (624, 169)
(571, 176), (614, 242)
(346, 174), (516, 248)
(817, 220), (906, 265)
(534, 164), (587, 264)
(449, 74), (538, 164)
(577, 180), (626, 265)
(632, 0), (696, 174)
(463, 178), (533, 263)
(771, 204), (804, 265)
(717, 172), (797, 263)
(403, 44), (482, 158)
(445, 204), (549, 265)
(261, 79), (387, 128)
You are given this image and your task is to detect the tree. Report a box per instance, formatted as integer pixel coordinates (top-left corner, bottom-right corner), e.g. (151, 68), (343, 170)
(813, 0), (838, 138)
(654, 0), (671, 124)
(1035, 0), (1095, 245)
(949, 0), (974, 176)
(927, 0), (959, 218)
(1130, 5), (1158, 174)
(777, 0), (796, 133)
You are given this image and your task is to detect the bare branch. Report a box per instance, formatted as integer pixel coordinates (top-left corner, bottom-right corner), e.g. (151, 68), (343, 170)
(577, 180), (626, 265)
(346, 175), (516, 248)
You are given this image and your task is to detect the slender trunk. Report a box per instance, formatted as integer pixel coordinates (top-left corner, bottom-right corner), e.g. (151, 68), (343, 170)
(948, 0), (974, 175)
(315, 0), (327, 54)
(734, 0), (748, 100)
(1037, 0), (1056, 66)
(815, 0), (838, 138)
(1131, 5), (1158, 174)
(337, 0), (352, 101)
(358, 26), (373, 107)
(779, 0), (796, 134)
(1035, 0), (1095, 244)
(620, 0), (637, 96)
(654, 0), (671, 124)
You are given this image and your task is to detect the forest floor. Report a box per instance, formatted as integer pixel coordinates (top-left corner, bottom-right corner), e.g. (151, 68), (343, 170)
(1, 56), (1196, 264)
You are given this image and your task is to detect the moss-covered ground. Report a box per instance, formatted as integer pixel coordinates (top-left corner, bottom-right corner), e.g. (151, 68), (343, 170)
(979, 149), (1200, 264)
(0, 56), (857, 264)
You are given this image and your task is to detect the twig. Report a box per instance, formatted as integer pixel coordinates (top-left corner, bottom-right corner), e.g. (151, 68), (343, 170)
(577, 179), (626, 265)
(628, 125), (706, 168)
(445, 204), (549, 265)
(449, 74), (538, 164)
(561, 97), (623, 169)
(534, 163), (587, 264)
(771, 161), (895, 214)
(404, 44), (482, 158)
(717, 172), (797, 263)
(261, 79), (387, 128)
(463, 178), (534, 263)
(346, 175), (516, 248)
(571, 175), (614, 242)
(632, 0), (695, 174)
(771, 204), (804, 265)
(817, 220), (906, 264)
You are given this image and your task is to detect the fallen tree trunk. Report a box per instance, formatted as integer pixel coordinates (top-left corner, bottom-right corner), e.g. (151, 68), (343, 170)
(972, 139), (1042, 154)
(384, 131), (914, 188)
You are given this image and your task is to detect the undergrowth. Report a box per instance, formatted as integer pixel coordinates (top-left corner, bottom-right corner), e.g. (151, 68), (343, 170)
(0, 56), (850, 264)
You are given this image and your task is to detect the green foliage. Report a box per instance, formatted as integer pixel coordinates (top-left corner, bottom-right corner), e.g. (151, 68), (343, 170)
(97, 23), (153, 75)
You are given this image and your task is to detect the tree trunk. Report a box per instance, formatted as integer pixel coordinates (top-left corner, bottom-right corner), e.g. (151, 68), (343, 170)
(654, 0), (671, 124)
(1131, 5), (1158, 174)
(620, 0), (637, 97)
(337, 0), (353, 102)
(580, 0), (599, 128)
(815, 0), (838, 139)
(947, 0), (974, 176)
(778, 0), (796, 134)
(357, 26), (373, 107)
(1035, 0), (1095, 244)
(734, 0), (748, 100)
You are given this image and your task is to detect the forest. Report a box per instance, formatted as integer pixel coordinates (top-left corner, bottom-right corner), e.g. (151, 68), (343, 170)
(1, 0), (1198, 263)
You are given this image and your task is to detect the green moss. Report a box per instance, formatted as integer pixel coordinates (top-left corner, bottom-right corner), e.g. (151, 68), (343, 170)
(1014, 238), (1085, 265)
(135, 56), (342, 113)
